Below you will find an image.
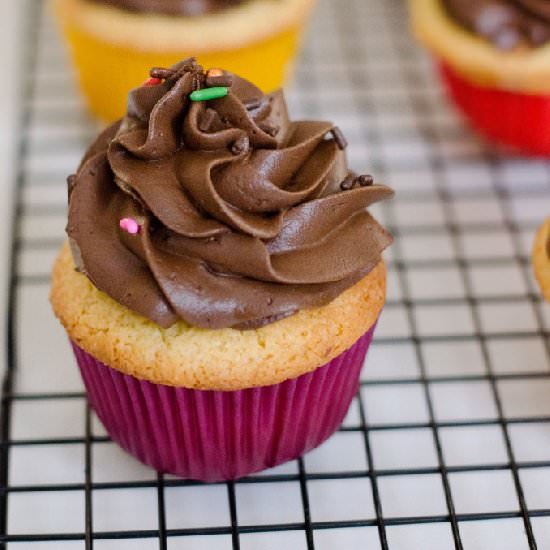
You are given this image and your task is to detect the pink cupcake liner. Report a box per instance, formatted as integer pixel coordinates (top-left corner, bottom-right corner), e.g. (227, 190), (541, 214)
(71, 323), (376, 482)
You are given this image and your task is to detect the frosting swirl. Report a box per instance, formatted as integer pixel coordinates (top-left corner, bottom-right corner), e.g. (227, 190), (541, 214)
(90, 0), (245, 16)
(442, 0), (550, 49)
(67, 59), (393, 330)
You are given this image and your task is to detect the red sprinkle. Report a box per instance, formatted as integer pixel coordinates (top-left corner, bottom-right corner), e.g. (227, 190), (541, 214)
(143, 77), (162, 87)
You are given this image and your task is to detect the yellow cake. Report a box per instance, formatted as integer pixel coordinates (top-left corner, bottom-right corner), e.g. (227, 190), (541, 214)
(51, 242), (386, 390)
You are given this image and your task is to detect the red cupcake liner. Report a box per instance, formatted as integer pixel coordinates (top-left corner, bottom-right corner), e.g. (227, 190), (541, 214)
(71, 324), (376, 482)
(438, 61), (550, 156)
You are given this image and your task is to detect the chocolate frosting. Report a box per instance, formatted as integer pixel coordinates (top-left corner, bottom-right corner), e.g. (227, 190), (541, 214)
(90, 0), (244, 16)
(442, 0), (550, 49)
(67, 59), (393, 330)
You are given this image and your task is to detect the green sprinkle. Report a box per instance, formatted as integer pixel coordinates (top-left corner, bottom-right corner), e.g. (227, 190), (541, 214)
(190, 87), (228, 102)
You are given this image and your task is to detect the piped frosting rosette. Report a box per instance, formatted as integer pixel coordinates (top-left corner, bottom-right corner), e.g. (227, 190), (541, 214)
(67, 58), (393, 330)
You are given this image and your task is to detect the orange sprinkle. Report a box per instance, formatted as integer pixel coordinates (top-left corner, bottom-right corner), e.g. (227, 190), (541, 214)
(207, 68), (224, 78)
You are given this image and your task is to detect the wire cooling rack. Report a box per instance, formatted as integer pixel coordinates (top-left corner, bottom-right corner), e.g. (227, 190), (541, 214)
(1, 0), (550, 548)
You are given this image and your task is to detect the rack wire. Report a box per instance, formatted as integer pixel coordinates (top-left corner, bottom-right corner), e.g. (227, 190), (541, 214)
(1, 0), (550, 548)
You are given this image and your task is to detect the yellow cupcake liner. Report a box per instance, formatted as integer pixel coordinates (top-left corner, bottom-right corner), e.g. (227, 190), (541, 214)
(61, 21), (303, 122)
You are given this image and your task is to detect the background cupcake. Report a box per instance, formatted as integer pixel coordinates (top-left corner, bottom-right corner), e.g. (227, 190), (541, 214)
(50, 59), (394, 481)
(53, 0), (316, 121)
(533, 217), (550, 302)
(410, 0), (550, 156)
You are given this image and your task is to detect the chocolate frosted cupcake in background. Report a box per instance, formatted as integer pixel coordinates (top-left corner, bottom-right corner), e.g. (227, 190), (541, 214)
(50, 59), (394, 481)
(52, 0), (316, 121)
(533, 218), (550, 302)
(410, 0), (550, 155)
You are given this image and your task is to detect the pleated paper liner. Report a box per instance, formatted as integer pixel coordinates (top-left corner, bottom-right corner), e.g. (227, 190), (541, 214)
(72, 324), (376, 482)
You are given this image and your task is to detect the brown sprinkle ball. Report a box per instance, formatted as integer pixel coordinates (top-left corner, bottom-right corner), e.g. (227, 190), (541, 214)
(340, 174), (356, 191)
(357, 174), (374, 187)
(330, 126), (348, 150)
(231, 135), (250, 155)
(340, 174), (375, 191)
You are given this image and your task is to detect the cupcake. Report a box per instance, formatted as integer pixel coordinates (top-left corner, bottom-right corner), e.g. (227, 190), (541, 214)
(410, 0), (550, 156)
(533, 217), (550, 301)
(52, 0), (316, 121)
(50, 59), (393, 481)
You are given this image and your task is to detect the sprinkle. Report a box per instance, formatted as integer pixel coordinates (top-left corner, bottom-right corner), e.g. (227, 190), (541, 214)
(206, 68), (233, 88)
(231, 135), (250, 155)
(143, 77), (162, 87)
(119, 217), (140, 235)
(199, 108), (217, 132)
(340, 175), (355, 190)
(207, 68), (224, 78)
(149, 67), (176, 79)
(330, 126), (348, 150)
(357, 174), (374, 187)
(190, 86), (228, 102)
(259, 121), (279, 137)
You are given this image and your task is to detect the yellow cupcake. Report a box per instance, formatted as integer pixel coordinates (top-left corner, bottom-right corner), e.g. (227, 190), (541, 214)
(533, 217), (550, 302)
(53, 0), (316, 121)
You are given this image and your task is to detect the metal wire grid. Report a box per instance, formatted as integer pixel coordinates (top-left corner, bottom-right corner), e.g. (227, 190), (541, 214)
(1, 0), (550, 548)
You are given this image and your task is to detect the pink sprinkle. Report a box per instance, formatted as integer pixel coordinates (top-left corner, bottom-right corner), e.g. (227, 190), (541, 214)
(119, 217), (140, 235)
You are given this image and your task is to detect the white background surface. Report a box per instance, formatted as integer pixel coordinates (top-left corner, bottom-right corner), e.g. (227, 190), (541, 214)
(0, 0), (24, 376)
